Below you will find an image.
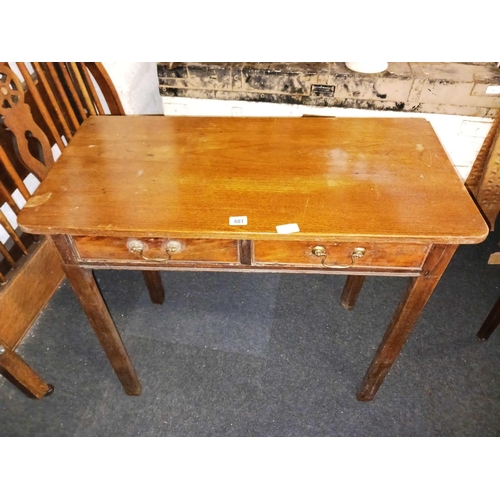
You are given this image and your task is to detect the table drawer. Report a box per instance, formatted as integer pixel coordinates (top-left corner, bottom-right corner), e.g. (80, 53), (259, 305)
(73, 236), (239, 263)
(253, 241), (429, 269)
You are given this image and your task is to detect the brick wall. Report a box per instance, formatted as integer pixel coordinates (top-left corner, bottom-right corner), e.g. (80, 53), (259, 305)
(158, 63), (500, 118)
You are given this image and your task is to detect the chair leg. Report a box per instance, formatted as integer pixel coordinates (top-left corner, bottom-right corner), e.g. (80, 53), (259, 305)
(0, 345), (54, 399)
(142, 271), (165, 305)
(477, 296), (500, 341)
(341, 275), (365, 310)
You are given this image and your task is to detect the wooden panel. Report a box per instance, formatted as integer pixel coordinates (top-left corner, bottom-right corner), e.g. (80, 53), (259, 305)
(73, 236), (239, 263)
(18, 116), (488, 245)
(0, 237), (64, 349)
(253, 240), (429, 270)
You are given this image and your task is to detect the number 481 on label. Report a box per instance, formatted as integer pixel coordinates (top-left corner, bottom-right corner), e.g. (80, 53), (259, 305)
(229, 216), (248, 226)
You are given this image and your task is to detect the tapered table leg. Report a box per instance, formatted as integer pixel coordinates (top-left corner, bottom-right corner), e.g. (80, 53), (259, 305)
(477, 296), (500, 341)
(142, 271), (165, 304)
(341, 275), (366, 310)
(63, 266), (141, 395)
(52, 235), (141, 395)
(357, 245), (457, 402)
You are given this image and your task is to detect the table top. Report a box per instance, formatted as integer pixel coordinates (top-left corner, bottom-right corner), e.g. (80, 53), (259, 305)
(18, 116), (488, 244)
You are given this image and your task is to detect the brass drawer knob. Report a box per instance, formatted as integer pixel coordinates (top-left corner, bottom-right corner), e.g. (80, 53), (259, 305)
(312, 245), (366, 269)
(165, 241), (182, 255)
(127, 239), (183, 261)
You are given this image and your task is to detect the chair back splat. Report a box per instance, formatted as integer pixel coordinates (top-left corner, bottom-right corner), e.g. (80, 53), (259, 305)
(0, 61), (125, 398)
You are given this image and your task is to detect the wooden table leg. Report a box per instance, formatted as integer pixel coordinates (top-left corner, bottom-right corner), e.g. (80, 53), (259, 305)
(477, 296), (500, 341)
(142, 271), (165, 305)
(63, 265), (141, 395)
(0, 345), (54, 398)
(52, 235), (141, 395)
(357, 245), (457, 402)
(341, 275), (365, 310)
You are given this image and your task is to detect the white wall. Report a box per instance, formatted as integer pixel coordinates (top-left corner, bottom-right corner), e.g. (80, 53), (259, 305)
(103, 62), (163, 115)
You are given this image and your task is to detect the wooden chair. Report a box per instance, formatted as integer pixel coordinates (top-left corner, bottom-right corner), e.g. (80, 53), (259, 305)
(0, 63), (56, 397)
(0, 62), (163, 398)
(477, 296), (500, 341)
(474, 250), (500, 341)
(464, 112), (500, 342)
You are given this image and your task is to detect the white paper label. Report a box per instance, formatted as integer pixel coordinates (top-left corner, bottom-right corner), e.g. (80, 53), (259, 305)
(486, 85), (500, 95)
(229, 216), (248, 226)
(276, 223), (300, 234)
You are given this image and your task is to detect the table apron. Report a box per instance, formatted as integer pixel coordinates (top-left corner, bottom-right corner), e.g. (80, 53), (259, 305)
(71, 261), (422, 277)
(69, 235), (430, 275)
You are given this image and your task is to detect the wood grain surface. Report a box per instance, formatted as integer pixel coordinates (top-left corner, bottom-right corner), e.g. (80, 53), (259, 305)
(0, 238), (64, 349)
(253, 240), (429, 269)
(73, 236), (239, 262)
(18, 116), (488, 244)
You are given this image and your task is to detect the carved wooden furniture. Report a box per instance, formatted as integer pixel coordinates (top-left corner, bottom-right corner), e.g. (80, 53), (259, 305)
(465, 112), (500, 229)
(18, 116), (488, 401)
(0, 62), (125, 398)
(0, 64), (55, 397)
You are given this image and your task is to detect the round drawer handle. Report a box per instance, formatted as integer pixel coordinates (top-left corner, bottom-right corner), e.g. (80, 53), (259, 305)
(312, 246), (366, 269)
(127, 240), (182, 261)
(165, 241), (182, 256)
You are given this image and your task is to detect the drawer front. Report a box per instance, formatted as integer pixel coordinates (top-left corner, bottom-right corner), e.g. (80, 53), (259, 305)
(73, 236), (239, 263)
(253, 241), (429, 269)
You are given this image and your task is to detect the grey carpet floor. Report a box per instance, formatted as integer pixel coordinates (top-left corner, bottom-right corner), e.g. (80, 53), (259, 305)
(1, 228), (499, 436)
